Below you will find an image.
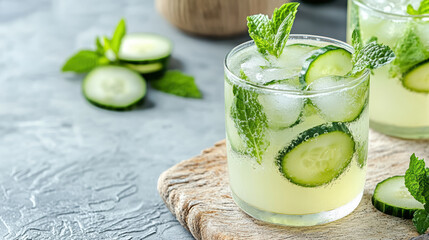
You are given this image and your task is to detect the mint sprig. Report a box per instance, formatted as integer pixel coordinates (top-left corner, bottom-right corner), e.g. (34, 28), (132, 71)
(247, 2), (299, 58)
(349, 29), (395, 76)
(389, 27), (429, 78)
(62, 18), (126, 73)
(231, 77), (269, 164)
(407, 0), (429, 15)
(405, 154), (429, 234)
(151, 70), (202, 98)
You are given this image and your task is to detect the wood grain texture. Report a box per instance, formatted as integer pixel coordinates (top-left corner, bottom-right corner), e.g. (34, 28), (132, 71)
(155, 0), (287, 37)
(158, 130), (429, 240)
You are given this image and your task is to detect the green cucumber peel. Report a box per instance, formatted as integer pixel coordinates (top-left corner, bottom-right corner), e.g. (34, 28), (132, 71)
(407, 0), (429, 15)
(405, 153), (429, 234)
(247, 2), (299, 58)
(349, 29), (395, 76)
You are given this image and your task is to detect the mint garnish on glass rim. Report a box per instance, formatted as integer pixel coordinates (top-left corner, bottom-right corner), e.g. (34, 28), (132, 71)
(407, 0), (429, 15)
(349, 29), (396, 76)
(247, 2), (299, 58)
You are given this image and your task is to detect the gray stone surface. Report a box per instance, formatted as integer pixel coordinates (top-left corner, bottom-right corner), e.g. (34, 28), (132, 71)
(0, 0), (345, 239)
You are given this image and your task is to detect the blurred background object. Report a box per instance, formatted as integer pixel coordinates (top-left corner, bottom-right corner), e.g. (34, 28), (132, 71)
(301, 0), (335, 4)
(155, 0), (287, 37)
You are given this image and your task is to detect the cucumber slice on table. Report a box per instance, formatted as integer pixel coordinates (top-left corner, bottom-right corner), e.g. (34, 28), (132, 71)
(372, 176), (424, 219)
(118, 33), (172, 75)
(403, 60), (429, 93)
(83, 66), (146, 110)
(300, 45), (353, 86)
(276, 122), (355, 187)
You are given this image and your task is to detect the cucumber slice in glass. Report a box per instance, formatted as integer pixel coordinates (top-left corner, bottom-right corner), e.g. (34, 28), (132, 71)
(276, 122), (355, 187)
(403, 60), (429, 93)
(83, 66), (146, 110)
(118, 33), (172, 75)
(309, 75), (369, 122)
(300, 45), (353, 86)
(372, 176), (424, 219)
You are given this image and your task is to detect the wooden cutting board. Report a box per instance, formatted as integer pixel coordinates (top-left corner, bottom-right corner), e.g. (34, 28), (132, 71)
(158, 130), (429, 240)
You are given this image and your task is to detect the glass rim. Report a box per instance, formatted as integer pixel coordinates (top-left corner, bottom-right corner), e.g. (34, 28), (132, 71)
(351, 0), (429, 18)
(224, 34), (370, 96)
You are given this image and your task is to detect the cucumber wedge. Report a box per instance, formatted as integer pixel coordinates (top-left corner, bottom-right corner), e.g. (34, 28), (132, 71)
(403, 60), (429, 93)
(118, 33), (172, 76)
(372, 176), (424, 219)
(276, 122), (355, 187)
(300, 45), (353, 86)
(83, 66), (146, 110)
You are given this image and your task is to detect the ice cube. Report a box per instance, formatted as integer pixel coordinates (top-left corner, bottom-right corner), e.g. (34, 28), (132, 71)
(309, 76), (368, 122)
(258, 84), (304, 129)
(241, 54), (271, 84)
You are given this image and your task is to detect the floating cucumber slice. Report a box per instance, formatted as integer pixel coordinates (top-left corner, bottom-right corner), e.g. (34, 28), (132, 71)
(300, 45), (353, 86)
(82, 66), (146, 110)
(309, 75), (369, 122)
(276, 122), (355, 187)
(372, 176), (424, 219)
(118, 33), (172, 75)
(258, 83), (304, 129)
(403, 60), (429, 93)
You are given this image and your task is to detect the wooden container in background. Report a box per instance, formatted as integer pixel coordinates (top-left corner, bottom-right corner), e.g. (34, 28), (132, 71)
(155, 0), (288, 37)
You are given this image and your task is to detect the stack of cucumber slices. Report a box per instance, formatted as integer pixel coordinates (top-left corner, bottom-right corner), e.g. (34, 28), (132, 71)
(83, 33), (173, 110)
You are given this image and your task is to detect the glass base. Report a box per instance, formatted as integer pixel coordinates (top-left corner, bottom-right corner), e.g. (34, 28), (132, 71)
(370, 121), (429, 139)
(231, 191), (363, 227)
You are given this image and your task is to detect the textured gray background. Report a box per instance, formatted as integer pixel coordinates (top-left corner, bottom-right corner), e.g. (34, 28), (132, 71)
(0, 0), (345, 239)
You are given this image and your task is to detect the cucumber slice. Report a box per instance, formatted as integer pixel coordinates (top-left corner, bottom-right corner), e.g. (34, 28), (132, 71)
(309, 75), (369, 122)
(403, 60), (429, 93)
(276, 122), (355, 187)
(82, 66), (146, 110)
(372, 176), (424, 219)
(118, 33), (172, 75)
(300, 45), (353, 86)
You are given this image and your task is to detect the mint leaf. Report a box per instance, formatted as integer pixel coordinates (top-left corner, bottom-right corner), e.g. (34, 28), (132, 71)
(389, 27), (429, 78)
(407, 0), (429, 15)
(151, 70), (202, 98)
(247, 14), (274, 55)
(231, 84), (269, 164)
(272, 3), (299, 57)
(62, 50), (99, 73)
(349, 31), (395, 75)
(414, 209), (429, 234)
(351, 29), (363, 63)
(111, 19), (126, 54)
(405, 154), (429, 204)
(95, 37), (104, 55)
(247, 2), (299, 58)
